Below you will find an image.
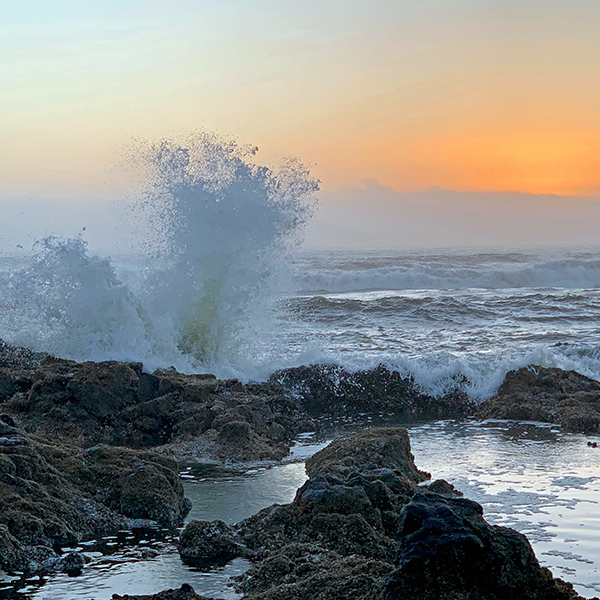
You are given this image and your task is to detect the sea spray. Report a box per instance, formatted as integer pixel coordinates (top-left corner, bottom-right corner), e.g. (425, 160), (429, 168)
(133, 134), (317, 366)
(0, 132), (318, 372)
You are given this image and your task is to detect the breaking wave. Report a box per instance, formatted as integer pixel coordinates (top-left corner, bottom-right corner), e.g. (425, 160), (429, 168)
(295, 258), (600, 293)
(0, 133), (318, 373)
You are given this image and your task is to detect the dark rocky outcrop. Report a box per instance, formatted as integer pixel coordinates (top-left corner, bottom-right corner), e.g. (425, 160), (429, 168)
(0, 356), (311, 463)
(237, 543), (394, 600)
(479, 366), (600, 434)
(261, 363), (475, 422)
(0, 338), (598, 597)
(304, 426), (430, 482)
(0, 416), (189, 575)
(178, 520), (251, 565)
(175, 428), (582, 600)
(383, 492), (578, 600)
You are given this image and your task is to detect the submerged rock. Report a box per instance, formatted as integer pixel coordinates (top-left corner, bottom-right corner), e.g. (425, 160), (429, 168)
(479, 366), (600, 434)
(111, 583), (220, 599)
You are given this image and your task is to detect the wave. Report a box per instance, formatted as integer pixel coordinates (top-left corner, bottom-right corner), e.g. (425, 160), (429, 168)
(260, 341), (600, 401)
(0, 133), (318, 372)
(294, 258), (600, 293)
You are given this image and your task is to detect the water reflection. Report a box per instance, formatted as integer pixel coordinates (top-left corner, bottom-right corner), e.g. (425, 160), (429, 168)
(408, 420), (600, 598)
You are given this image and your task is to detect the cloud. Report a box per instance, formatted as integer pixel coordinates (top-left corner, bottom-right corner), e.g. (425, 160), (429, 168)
(303, 180), (600, 249)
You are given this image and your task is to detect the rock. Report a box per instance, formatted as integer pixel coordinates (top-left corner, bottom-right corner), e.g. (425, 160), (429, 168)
(422, 479), (463, 496)
(0, 524), (25, 572)
(178, 520), (250, 565)
(305, 427), (430, 483)
(0, 424), (189, 575)
(382, 491), (580, 600)
(234, 428), (591, 600)
(0, 344), (309, 462)
(479, 367), (600, 434)
(58, 551), (85, 575)
(236, 543), (394, 600)
(264, 363), (474, 421)
(235, 428), (425, 594)
(111, 583), (219, 599)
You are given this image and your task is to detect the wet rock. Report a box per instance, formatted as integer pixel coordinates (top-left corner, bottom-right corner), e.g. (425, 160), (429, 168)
(234, 428), (590, 600)
(0, 424), (188, 575)
(0, 524), (25, 572)
(422, 478), (463, 496)
(236, 543), (394, 600)
(264, 363), (474, 421)
(178, 520), (250, 565)
(238, 429), (426, 558)
(0, 345), (310, 462)
(111, 583), (219, 599)
(305, 427), (430, 483)
(382, 491), (580, 600)
(479, 366), (600, 434)
(57, 551), (85, 575)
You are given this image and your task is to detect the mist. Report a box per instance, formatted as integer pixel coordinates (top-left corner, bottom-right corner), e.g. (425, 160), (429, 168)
(304, 180), (600, 249)
(2, 180), (600, 255)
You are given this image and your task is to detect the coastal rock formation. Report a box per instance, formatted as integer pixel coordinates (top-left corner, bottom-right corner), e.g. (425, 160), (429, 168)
(233, 428), (577, 600)
(304, 426), (430, 482)
(384, 492), (577, 600)
(175, 428), (581, 600)
(0, 354), (310, 463)
(0, 415), (189, 575)
(479, 366), (600, 434)
(262, 363), (475, 422)
(0, 339), (477, 467)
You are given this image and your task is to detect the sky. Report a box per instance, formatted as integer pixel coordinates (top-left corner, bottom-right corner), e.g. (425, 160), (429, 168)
(2, 1), (600, 248)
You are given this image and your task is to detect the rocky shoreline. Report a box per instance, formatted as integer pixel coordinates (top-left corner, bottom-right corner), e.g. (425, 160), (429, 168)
(0, 339), (599, 598)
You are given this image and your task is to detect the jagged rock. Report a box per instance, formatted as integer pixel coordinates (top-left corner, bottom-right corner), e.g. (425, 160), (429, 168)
(479, 367), (600, 434)
(237, 429), (425, 561)
(236, 543), (393, 600)
(178, 520), (250, 565)
(382, 492), (581, 600)
(264, 363), (474, 421)
(0, 421), (188, 575)
(423, 478), (463, 496)
(305, 427), (430, 483)
(233, 428), (590, 600)
(0, 348), (311, 462)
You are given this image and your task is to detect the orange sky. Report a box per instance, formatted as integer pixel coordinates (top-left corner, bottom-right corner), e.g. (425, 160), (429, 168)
(2, 1), (600, 198)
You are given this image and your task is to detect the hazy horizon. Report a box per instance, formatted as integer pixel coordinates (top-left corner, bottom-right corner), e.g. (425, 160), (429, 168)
(2, 181), (600, 254)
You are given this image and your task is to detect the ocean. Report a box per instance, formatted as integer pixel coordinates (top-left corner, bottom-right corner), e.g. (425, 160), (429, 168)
(2, 246), (600, 402)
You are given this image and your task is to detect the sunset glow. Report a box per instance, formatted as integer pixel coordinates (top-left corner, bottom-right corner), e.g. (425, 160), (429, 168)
(2, 1), (600, 199)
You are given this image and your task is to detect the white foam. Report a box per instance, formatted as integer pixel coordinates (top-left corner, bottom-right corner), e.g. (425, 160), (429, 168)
(294, 258), (600, 293)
